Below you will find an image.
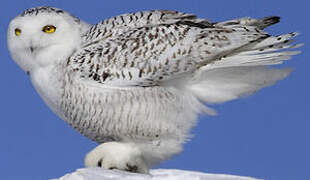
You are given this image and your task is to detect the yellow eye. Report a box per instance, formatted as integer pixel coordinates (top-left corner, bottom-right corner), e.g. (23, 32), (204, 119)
(15, 28), (22, 36)
(42, 25), (56, 34)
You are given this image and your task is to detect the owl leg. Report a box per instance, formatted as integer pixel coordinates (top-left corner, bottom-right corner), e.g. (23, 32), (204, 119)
(84, 142), (149, 174)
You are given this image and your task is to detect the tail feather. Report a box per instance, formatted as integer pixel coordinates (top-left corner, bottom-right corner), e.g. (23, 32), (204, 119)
(189, 66), (292, 105)
(204, 32), (301, 70)
(249, 32), (299, 50)
(204, 50), (298, 70)
(187, 32), (300, 114)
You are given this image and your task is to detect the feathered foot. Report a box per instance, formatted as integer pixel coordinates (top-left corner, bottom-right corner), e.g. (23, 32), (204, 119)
(84, 142), (149, 174)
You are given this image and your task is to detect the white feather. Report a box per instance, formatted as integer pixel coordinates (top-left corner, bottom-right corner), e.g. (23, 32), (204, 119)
(188, 66), (292, 104)
(187, 33), (300, 106)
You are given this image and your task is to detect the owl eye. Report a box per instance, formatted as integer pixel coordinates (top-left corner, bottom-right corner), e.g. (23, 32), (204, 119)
(42, 25), (56, 34)
(15, 28), (22, 36)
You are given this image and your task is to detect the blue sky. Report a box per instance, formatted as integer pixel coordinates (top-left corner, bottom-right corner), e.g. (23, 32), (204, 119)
(0, 0), (309, 179)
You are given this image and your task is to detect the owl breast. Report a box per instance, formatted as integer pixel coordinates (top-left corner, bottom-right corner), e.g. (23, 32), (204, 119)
(59, 70), (199, 143)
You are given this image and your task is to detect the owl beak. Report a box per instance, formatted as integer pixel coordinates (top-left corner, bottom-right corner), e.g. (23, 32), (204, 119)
(30, 46), (35, 53)
(29, 41), (36, 53)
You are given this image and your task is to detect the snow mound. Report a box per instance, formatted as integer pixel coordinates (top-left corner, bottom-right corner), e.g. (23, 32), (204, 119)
(53, 168), (261, 180)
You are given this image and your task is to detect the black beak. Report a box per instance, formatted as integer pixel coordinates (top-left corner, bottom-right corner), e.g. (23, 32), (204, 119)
(30, 46), (34, 53)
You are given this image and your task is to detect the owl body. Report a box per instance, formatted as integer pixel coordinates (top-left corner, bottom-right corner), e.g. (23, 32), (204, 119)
(8, 7), (301, 173)
(29, 56), (198, 165)
(60, 81), (197, 144)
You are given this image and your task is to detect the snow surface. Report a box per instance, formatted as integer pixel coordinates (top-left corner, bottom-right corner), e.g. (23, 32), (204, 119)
(53, 168), (261, 180)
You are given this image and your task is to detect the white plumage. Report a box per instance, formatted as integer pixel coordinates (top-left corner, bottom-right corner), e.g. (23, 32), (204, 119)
(7, 7), (301, 173)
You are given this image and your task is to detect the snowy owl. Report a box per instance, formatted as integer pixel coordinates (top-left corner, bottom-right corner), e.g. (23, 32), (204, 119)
(8, 7), (301, 173)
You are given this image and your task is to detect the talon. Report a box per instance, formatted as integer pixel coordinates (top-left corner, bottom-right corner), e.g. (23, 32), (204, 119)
(126, 163), (138, 173)
(97, 158), (103, 167)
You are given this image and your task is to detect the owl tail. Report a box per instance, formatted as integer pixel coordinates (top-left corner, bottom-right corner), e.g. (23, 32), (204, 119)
(187, 32), (302, 114)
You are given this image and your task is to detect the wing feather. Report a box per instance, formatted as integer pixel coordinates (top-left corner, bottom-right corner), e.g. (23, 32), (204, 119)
(82, 10), (202, 45)
(67, 11), (299, 88)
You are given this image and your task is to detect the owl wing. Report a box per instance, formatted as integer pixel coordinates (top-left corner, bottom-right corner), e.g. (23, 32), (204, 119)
(81, 10), (211, 45)
(68, 11), (300, 88)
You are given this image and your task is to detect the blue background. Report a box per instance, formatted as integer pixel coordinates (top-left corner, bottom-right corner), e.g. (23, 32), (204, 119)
(0, 0), (308, 179)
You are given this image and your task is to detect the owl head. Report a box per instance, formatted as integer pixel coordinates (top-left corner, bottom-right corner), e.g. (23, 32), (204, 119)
(7, 7), (90, 74)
